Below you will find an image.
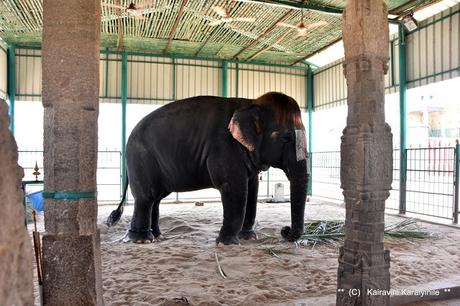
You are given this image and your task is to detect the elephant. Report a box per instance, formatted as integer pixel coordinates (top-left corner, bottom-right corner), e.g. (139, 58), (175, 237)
(106, 92), (309, 245)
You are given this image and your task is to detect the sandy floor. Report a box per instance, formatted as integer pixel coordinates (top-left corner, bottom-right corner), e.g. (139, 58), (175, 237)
(29, 200), (460, 305)
(96, 201), (460, 306)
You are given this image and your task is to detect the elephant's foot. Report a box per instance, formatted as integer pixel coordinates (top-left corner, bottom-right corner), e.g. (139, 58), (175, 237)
(280, 226), (302, 242)
(128, 229), (154, 244)
(216, 234), (240, 245)
(238, 230), (258, 240)
(151, 227), (162, 239)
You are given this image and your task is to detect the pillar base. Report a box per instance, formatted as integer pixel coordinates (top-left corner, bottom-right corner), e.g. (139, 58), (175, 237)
(42, 231), (103, 306)
(337, 247), (391, 305)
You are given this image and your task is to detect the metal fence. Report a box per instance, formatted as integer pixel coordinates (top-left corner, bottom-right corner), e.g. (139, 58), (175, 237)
(18, 150), (291, 204)
(404, 147), (455, 220)
(310, 151), (342, 201)
(19, 150), (122, 203)
(311, 146), (460, 224)
(18, 146), (460, 223)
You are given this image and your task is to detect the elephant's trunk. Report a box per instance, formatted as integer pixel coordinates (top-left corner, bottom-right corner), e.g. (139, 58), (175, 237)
(281, 131), (309, 241)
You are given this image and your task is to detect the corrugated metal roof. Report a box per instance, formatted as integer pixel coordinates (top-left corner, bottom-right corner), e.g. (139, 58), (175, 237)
(0, 0), (439, 65)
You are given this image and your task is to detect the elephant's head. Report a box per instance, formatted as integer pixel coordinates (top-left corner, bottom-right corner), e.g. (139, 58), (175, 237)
(228, 92), (309, 241)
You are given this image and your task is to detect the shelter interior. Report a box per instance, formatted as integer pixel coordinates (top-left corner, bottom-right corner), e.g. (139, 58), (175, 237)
(1, 0), (460, 305)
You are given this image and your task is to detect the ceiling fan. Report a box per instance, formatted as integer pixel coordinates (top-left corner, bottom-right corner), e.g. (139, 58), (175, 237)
(102, 1), (155, 19)
(209, 6), (256, 26)
(278, 10), (328, 37)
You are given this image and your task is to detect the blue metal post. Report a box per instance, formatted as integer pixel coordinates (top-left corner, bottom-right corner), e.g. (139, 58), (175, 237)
(398, 23), (407, 214)
(121, 52), (127, 191)
(7, 45), (15, 134)
(222, 61), (228, 97)
(306, 66), (313, 196)
(454, 140), (460, 224)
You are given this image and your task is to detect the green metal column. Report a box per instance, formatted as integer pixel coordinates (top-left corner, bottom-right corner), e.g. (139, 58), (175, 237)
(398, 23), (407, 214)
(121, 52), (128, 190)
(307, 66), (313, 196)
(222, 61), (228, 97)
(454, 140), (459, 224)
(7, 45), (15, 134)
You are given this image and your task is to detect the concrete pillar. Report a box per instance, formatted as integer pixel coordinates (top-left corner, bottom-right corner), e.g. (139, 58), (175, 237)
(337, 1), (392, 305)
(0, 98), (33, 306)
(41, 1), (103, 305)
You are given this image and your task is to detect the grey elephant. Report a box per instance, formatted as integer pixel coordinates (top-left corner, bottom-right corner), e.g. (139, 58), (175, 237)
(107, 92), (309, 245)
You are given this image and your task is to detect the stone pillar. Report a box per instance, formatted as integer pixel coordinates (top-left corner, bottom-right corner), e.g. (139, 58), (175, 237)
(337, 1), (392, 305)
(0, 99), (33, 306)
(41, 1), (103, 305)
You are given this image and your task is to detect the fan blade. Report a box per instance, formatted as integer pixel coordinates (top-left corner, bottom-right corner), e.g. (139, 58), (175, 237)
(233, 17), (256, 22)
(209, 19), (225, 26)
(213, 6), (228, 18)
(133, 13), (145, 20)
(130, 9), (144, 16)
(102, 2), (124, 9)
(278, 22), (298, 29)
(136, 0), (155, 9)
(307, 20), (328, 29)
(297, 31), (308, 37)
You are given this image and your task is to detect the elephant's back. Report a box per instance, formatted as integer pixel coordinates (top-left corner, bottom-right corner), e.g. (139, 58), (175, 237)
(125, 96), (253, 189)
(149, 96), (251, 123)
(132, 96), (252, 137)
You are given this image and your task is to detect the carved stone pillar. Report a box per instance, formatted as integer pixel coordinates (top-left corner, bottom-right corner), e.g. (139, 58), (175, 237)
(41, 1), (103, 305)
(337, 1), (392, 305)
(0, 99), (33, 306)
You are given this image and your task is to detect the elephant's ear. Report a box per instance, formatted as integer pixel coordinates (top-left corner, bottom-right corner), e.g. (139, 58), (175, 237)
(228, 105), (262, 152)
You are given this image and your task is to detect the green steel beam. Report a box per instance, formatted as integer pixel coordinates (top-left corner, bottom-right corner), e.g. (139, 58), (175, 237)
(398, 24), (407, 215)
(7, 45), (15, 134)
(407, 8), (460, 34)
(103, 49), (306, 70)
(303, 60), (319, 70)
(222, 61), (228, 97)
(121, 52), (128, 192)
(13, 45), (307, 70)
(306, 65), (313, 196)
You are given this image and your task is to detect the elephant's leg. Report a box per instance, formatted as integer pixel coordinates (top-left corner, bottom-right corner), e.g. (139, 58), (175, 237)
(151, 192), (170, 238)
(129, 195), (155, 243)
(208, 152), (249, 245)
(239, 175), (259, 240)
(216, 181), (248, 245)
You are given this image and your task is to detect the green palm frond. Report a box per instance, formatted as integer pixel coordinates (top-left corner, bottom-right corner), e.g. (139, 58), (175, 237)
(298, 218), (434, 245)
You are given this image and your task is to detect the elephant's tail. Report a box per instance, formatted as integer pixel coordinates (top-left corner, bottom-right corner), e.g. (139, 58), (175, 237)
(106, 174), (129, 227)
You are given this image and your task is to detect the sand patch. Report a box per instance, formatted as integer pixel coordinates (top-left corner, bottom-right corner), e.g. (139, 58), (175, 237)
(96, 202), (460, 305)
